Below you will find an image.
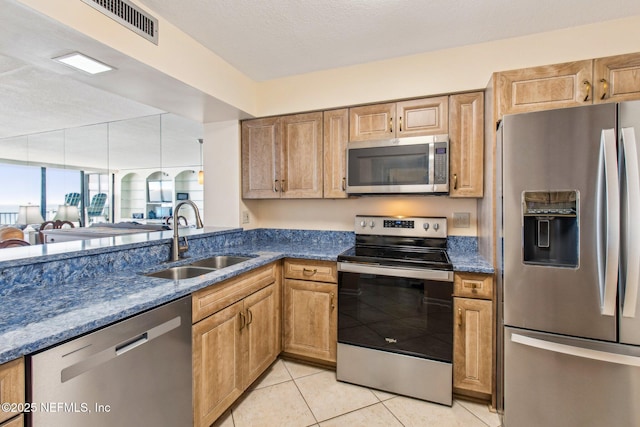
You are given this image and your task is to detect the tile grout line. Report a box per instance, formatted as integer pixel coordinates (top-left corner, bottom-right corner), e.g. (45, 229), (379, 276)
(454, 400), (492, 427)
(290, 376), (320, 426)
(380, 399), (407, 427)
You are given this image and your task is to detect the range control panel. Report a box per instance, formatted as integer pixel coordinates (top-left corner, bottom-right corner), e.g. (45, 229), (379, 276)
(354, 215), (447, 238)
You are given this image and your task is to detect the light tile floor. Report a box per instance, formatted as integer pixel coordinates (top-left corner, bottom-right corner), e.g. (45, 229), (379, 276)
(213, 358), (502, 427)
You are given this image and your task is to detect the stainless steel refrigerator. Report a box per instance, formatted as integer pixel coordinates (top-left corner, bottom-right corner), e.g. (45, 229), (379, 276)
(500, 101), (640, 427)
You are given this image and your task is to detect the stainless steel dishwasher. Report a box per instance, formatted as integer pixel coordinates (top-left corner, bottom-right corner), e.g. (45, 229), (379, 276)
(28, 296), (192, 427)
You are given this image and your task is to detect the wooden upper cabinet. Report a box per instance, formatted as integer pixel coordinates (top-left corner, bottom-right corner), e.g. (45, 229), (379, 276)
(594, 52), (640, 103)
(323, 109), (349, 198)
(349, 96), (448, 141)
(281, 112), (323, 198)
(496, 60), (593, 118)
(241, 113), (323, 199)
(449, 92), (484, 198)
(241, 117), (281, 199)
(349, 103), (395, 141)
(396, 96), (448, 137)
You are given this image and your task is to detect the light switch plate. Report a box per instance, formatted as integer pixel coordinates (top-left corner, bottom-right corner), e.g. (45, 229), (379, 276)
(453, 212), (470, 228)
(242, 211), (250, 224)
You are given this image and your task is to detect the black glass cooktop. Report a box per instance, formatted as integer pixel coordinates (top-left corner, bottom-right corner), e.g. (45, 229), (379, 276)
(338, 244), (452, 271)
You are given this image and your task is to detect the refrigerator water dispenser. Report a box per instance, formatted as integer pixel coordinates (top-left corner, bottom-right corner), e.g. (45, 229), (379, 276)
(522, 191), (579, 267)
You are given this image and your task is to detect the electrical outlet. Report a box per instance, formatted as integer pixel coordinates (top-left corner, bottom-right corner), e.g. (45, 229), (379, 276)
(453, 212), (470, 228)
(241, 211), (250, 224)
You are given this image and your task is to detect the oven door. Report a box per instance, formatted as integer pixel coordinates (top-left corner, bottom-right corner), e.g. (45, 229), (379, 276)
(346, 136), (449, 194)
(337, 262), (453, 363)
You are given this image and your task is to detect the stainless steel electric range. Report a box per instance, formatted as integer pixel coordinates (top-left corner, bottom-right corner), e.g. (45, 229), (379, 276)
(336, 215), (454, 406)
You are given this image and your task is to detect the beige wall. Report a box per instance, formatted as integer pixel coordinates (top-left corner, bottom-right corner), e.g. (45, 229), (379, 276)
(255, 15), (640, 116)
(243, 198), (478, 236)
(203, 121), (241, 227)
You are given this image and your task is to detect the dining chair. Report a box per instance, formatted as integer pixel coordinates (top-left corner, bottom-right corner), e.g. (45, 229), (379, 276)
(0, 226), (24, 241)
(0, 238), (30, 248)
(38, 220), (75, 243)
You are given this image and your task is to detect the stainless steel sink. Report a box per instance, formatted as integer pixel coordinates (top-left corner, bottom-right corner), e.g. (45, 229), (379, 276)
(146, 266), (216, 280)
(145, 255), (254, 280)
(187, 255), (254, 269)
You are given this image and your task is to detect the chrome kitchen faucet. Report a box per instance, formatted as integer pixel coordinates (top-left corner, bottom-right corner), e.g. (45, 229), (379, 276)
(171, 200), (204, 261)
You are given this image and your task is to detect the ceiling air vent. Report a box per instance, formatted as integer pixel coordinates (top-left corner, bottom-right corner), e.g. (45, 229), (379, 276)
(81, 0), (158, 44)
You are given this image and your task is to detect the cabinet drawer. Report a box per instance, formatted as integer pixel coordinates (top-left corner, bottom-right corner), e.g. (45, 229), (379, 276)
(192, 263), (277, 323)
(0, 358), (24, 424)
(454, 272), (493, 300)
(284, 259), (337, 283)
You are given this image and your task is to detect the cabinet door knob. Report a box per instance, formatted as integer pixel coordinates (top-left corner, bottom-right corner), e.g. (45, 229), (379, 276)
(341, 177), (346, 192)
(399, 116), (403, 132)
(453, 173), (458, 190)
(273, 180), (279, 192)
(303, 268), (317, 276)
(389, 117), (393, 133)
(246, 308), (253, 325)
(457, 307), (463, 327)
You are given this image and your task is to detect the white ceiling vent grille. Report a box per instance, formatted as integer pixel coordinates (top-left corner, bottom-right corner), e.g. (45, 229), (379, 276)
(81, 0), (158, 44)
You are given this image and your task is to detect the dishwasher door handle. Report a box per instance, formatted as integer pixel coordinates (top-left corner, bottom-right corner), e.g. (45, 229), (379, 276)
(61, 316), (181, 383)
(115, 333), (148, 356)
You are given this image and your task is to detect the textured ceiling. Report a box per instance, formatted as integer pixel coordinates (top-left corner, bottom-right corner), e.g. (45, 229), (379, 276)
(2, 0), (640, 143)
(139, 0), (640, 81)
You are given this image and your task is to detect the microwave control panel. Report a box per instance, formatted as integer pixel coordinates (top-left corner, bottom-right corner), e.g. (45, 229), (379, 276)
(434, 142), (448, 184)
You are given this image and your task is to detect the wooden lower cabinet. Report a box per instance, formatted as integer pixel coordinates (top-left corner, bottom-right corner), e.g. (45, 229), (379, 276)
(282, 259), (338, 364)
(192, 264), (279, 427)
(193, 301), (244, 427)
(0, 358), (24, 426)
(0, 415), (23, 427)
(453, 271), (494, 401)
(453, 297), (493, 397)
(243, 285), (279, 387)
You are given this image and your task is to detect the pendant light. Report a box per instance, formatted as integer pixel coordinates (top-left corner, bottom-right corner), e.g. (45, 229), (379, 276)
(197, 138), (204, 185)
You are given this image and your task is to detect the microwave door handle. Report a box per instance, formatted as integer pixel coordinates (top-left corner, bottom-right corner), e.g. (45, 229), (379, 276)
(597, 129), (620, 316)
(621, 128), (640, 318)
(428, 142), (435, 191)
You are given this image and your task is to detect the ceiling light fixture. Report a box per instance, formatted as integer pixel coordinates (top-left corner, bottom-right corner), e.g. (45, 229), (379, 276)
(198, 138), (204, 185)
(53, 52), (114, 75)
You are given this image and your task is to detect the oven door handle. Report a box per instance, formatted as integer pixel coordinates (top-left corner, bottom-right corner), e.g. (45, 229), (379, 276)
(338, 262), (453, 282)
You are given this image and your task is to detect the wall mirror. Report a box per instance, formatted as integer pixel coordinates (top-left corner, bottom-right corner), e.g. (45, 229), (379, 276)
(0, 113), (204, 250)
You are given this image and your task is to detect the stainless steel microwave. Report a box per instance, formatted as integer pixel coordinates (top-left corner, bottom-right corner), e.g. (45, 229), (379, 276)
(346, 135), (449, 195)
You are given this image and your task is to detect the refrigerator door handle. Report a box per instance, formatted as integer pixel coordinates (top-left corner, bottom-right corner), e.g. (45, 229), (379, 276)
(512, 333), (640, 367)
(597, 129), (620, 316)
(621, 127), (640, 318)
